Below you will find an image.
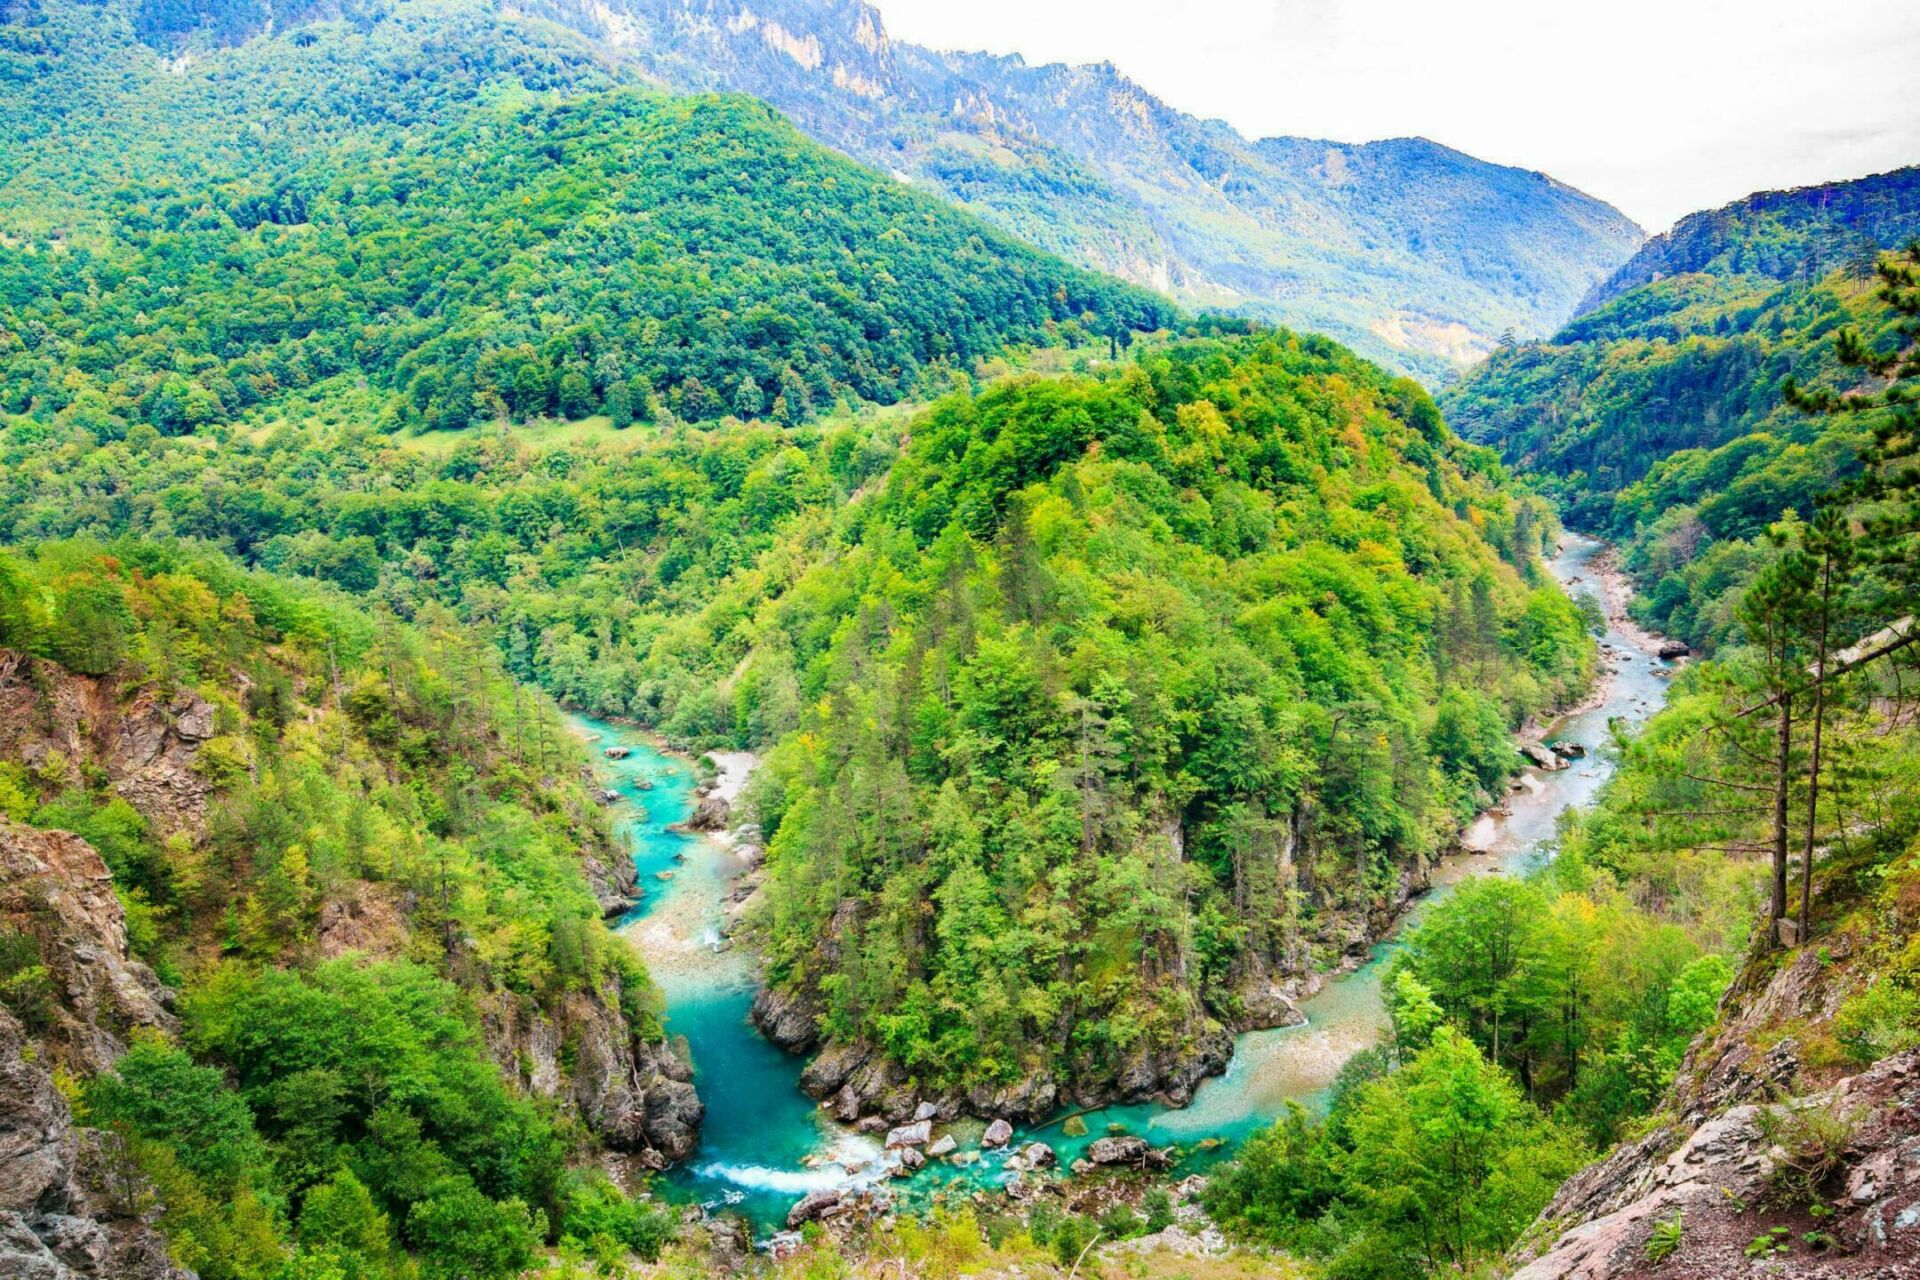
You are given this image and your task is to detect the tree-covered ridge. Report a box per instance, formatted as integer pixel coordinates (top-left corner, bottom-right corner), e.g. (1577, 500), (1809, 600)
(1442, 245), (1918, 648)
(2, 0), (1643, 386)
(0, 13), (1173, 437)
(716, 332), (1595, 1098)
(0, 541), (681, 1279)
(1575, 164), (1920, 316)
(517, 0), (1645, 383)
(1, 0), (630, 234)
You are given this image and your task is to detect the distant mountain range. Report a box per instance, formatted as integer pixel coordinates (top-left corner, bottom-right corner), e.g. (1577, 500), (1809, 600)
(115, 0), (1645, 382)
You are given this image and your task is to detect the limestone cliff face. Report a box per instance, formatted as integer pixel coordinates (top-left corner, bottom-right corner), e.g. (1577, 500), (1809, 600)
(481, 987), (702, 1170)
(1507, 934), (1920, 1278)
(0, 1006), (191, 1279)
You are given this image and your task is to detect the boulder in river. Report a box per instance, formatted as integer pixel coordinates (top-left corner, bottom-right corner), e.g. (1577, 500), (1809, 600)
(1021, 1141), (1055, 1169)
(982, 1119), (1014, 1148)
(786, 1188), (842, 1228)
(1084, 1135), (1170, 1168)
(913, 1100), (938, 1122)
(927, 1134), (956, 1157)
(1061, 1114), (1089, 1138)
(1520, 743), (1564, 771)
(685, 792), (731, 831)
(884, 1119), (931, 1149)
(1657, 639), (1691, 660)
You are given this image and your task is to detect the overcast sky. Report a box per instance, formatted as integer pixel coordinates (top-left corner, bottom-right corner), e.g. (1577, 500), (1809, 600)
(872, 0), (1920, 233)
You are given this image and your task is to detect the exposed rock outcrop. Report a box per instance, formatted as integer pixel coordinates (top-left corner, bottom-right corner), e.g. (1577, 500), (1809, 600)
(1510, 1051), (1920, 1279)
(0, 1007), (189, 1280)
(0, 651), (218, 839)
(581, 840), (643, 918)
(751, 981), (825, 1054)
(0, 818), (174, 1075)
(481, 987), (701, 1168)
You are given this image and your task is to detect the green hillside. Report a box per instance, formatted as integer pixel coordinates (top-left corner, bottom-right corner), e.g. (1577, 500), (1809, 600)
(727, 332), (1594, 1099)
(0, 2), (1173, 438)
(1443, 186), (1920, 647)
(0, 541), (684, 1280)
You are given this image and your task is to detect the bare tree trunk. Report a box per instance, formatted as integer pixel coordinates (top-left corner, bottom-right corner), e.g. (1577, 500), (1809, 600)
(1800, 558), (1833, 942)
(1771, 694), (1794, 947)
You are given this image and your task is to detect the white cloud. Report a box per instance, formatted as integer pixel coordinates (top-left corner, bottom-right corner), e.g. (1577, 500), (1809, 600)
(872, 0), (1920, 231)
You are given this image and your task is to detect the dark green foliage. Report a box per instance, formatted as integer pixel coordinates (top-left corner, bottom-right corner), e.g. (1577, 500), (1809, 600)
(1443, 175), (1920, 651)
(1579, 166), (1920, 315)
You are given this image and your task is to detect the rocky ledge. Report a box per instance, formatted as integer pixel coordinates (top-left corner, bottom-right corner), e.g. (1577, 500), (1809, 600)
(0, 819), (176, 1075)
(1509, 1050), (1920, 1279)
(751, 984), (1233, 1128)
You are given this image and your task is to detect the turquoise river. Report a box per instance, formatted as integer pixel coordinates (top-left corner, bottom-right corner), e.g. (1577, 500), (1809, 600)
(569, 533), (1678, 1232)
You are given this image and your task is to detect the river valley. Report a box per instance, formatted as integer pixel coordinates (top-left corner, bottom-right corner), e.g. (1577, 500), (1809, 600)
(574, 533), (1679, 1233)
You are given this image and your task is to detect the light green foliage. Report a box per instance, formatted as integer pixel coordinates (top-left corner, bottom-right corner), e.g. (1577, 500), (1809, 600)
(1390, 873), (1737, 1144)
(1206, 1029), (1588, 1278)
(1644, 1211), (1684, 1262)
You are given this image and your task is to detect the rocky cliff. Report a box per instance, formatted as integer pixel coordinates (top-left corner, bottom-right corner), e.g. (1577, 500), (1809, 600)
(1507, 894), (1920, 1277)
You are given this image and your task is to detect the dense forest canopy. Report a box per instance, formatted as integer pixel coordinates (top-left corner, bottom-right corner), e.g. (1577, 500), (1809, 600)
(0, 3), (1173, 439)
(1576, 165), (1920, 315)
(0, 321), (1598, 1107)
(1442, 165), (1920, 648)
(719, 332), (1593, 1095)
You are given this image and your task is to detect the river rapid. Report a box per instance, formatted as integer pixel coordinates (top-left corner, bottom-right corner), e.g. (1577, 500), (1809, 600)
(572, 533), (1678, 1231)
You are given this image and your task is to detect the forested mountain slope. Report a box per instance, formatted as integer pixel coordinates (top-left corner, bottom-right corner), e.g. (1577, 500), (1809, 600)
(1441, 167), (1920, 648)
(42, 0), (1645, 383)
(717, 332), (1596, 1112)
(0, 0), (1173, 438)
(475, 0), (1647, 381)
(0, 317), (1599, 1112)
(1576, 165), (1920, 315)
(0, 543), (694, 1279)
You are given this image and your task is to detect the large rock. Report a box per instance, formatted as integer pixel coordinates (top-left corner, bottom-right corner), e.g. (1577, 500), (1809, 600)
(785, 1188), (843, 1229)
(1084, 1135), (1170, 1169)
(0, 819), (175, 1074)
(966, 1072), (1060, 1123)
(982, 1119), (1014, 1149)
(750, 984), (824, 1054)
(0, 1008), (189, 1279)
(1519, 743), (1564, 771)
(884, 1119), (931, 1149)
(1020, 1141), (1055, 1169)
(683, 792), (731, 832)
